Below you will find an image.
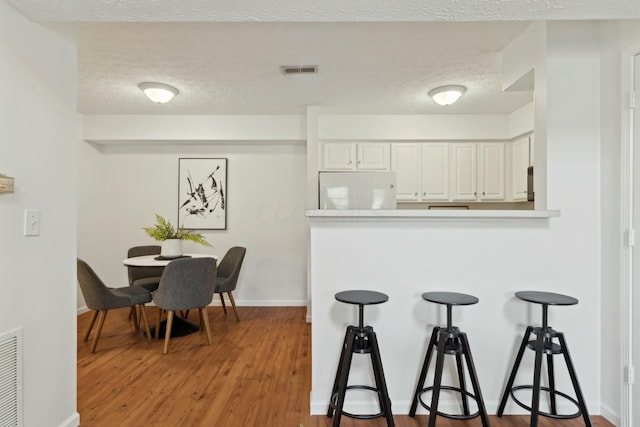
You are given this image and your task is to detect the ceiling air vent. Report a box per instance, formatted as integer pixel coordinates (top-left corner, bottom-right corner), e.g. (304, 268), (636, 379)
(280, 65), (318, 75)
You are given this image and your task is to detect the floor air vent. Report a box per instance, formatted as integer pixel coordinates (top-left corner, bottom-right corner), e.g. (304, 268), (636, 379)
(280, 65), (318, 75)
(0, 329), (22, 427)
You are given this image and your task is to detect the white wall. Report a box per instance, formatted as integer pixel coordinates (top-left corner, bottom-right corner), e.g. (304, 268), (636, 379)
(77, 141), (308, 308)
(0, 3), (78, 426)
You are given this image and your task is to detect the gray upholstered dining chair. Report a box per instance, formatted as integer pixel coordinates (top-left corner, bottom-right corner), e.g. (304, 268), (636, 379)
(215, 246), (246, 321)
(127, 245), (164, 291)
(152, 257), (217, 354)
(77, 258), (152, 353)
(127, 245), (164, 328)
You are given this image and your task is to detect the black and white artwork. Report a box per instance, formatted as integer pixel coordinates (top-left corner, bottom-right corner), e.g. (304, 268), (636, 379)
(178, 158), (227, 230)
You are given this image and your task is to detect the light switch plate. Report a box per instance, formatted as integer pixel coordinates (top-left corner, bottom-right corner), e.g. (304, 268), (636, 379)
(24, 209), (40, 236)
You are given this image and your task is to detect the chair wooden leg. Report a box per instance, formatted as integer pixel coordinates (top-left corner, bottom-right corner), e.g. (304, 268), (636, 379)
(84, 310), (99, 342)
(219, 293), (227, 314)
(228, 292), (240, 321)
(200, 307), (213, 346)
(163, 310), (174, 354)
(91, 310), (108, 353)
(132, 305), (140, 330)
(138, 305), (152, 342)
(155, 308), (162, 340)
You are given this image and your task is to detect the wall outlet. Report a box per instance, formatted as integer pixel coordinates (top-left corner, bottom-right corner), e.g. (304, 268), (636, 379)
(24, 209), (40, 236)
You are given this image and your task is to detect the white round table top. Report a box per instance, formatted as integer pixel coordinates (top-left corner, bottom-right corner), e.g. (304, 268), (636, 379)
(123, 253), (217, 267)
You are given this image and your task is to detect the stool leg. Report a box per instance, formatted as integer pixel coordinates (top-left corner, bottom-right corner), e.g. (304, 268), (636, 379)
(428, 330), (447, 427)
(368, 329), (395, 427)
(547, 353), (557, 415)
(327, 326), (354, 417)
(455, 352), (470, 416)
(330, 327), (356, 427)
(459, 332), (490, 427)
(409, 327), (440, 416)
(497, 325), (534, 416)
(530, 330), (545, 427)
(557, 333), (592, 427)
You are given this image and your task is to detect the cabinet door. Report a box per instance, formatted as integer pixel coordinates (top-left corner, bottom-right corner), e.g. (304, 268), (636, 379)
(511, 136), (530, 201)
(478, 142), (505, 200)
(421, 143), (449, 201)
(391, 143), (420, 201)
(356, 143), (390, 170)
(450, 143), (477, 201)
(321, 142), (355, 170)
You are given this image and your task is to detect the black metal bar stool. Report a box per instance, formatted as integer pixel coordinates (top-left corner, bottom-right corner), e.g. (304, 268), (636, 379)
(327, 290), (394, 427)
(409, 292), (489, 427)
(497, 291), (592, 427)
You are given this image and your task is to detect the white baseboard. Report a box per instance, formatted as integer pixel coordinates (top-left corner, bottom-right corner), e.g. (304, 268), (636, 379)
(211, 299), (307, 307)
(59, 412), (80, 427)
(600, 402), (620, 426)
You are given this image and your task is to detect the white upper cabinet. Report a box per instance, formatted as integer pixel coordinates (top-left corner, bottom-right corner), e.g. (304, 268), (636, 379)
(321, 140), (524, 205)
(391, 143), (421, 201)
(450, 143), (477, 201)
(391, 143), (449, 202)
(321, 142), (390, 171)
(321, 142), (355, 170)
(422, 143), (449, 201)
(357, 143), (391, 170)
(478, 142), (505, 200)
(511, 136), (530, 201)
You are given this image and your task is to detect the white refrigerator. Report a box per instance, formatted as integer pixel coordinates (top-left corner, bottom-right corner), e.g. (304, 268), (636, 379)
(318, 171), (397, 209)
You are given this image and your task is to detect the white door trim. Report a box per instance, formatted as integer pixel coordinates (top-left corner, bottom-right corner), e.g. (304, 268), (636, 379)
(621, 42), (640, 427)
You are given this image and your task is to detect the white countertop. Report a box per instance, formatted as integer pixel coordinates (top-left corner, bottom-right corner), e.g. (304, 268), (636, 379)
(305, 209), (560, 219)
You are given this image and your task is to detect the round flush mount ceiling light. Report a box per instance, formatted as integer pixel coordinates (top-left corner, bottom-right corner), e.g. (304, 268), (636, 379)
(428, 85), (467, 106)
(139, 82), (179, 104)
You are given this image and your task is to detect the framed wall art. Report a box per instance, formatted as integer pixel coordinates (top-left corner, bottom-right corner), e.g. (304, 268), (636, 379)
(178, 158), (227, 230)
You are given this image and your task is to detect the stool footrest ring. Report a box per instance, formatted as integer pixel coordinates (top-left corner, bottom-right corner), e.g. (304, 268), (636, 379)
(416, 385), (481, 420)
(509, 385), (582, 420)
(329, 385), (384, 420)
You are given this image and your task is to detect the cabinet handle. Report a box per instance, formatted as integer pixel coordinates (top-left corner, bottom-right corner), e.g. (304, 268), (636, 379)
(423, 192), (426, 196)
(358, 160), (361, 164)
(415, 192), (418, 196)
(474, 192), (477, 196)
(348, 161), (353, 165)
(482, 192), (486, 196)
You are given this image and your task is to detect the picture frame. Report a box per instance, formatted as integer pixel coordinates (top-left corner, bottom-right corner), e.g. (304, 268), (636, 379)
(178, 158), (227, 230)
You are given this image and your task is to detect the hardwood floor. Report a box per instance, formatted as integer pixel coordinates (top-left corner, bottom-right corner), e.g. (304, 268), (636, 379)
(77, 306), (613, 426)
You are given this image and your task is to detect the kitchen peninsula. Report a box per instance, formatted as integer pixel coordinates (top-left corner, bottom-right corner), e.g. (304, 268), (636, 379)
(304, 207), (601, 419)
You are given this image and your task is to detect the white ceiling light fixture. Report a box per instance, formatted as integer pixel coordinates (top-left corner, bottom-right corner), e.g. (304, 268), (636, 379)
(139, 82), (179, 104)
(429, 85), (467, 106)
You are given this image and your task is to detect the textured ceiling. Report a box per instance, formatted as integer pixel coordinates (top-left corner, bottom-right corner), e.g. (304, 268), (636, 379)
(7, 0), (639, 115)
(77, 22), (533, 115)
(6, 0), (640, 22)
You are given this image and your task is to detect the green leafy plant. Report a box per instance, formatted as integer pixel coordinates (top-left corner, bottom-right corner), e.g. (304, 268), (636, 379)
(143, 214), (212, 247)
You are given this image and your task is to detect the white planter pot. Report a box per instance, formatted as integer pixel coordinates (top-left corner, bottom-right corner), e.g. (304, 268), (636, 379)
(161, 239), (183, 258)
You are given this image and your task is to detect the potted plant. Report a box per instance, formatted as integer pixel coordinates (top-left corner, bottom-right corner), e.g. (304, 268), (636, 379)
(143, 214), (212, 258)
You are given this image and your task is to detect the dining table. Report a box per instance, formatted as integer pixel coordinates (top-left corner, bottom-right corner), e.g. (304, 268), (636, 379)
(123, 253), (218, 338)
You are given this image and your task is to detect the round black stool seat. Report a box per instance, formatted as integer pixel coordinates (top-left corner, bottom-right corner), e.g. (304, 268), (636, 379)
(336, 290), (389, 306)
(423, 291), (479, 306)
(515, 290), (578, 306)
(327, 290), (394, 427)
(410, 292), (489, 427)
(497, 291), (592, 427)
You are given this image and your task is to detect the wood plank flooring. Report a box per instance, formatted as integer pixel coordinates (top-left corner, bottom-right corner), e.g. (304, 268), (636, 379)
(77, 306), (614, 426)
